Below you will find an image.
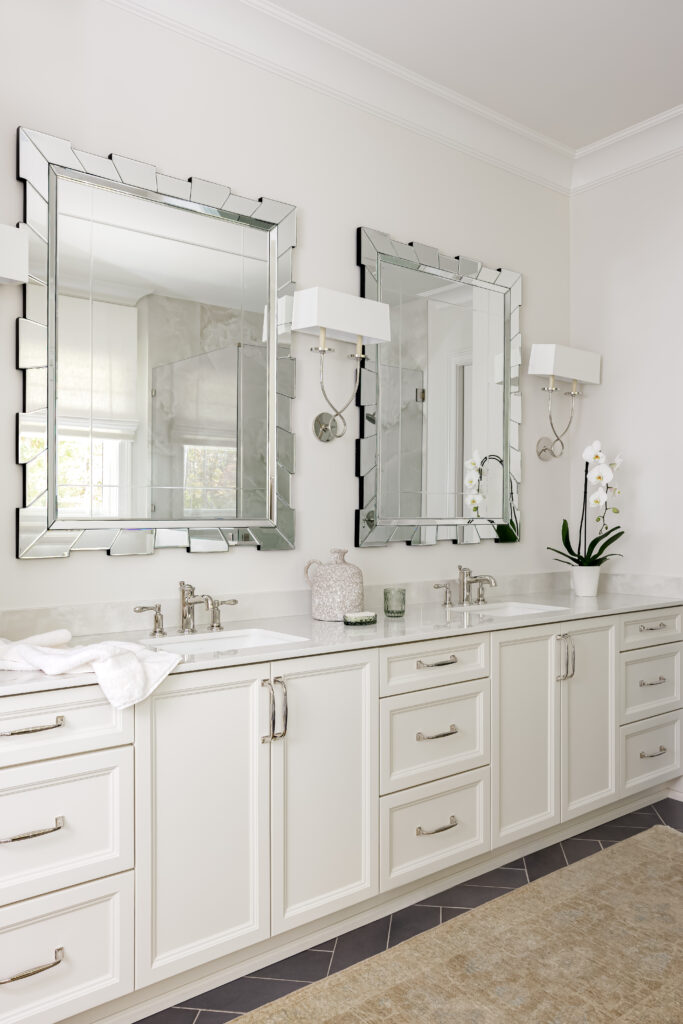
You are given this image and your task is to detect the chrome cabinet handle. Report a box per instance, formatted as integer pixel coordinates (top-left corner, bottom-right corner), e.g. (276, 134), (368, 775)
(0, 715), (64, 737)
(639, 675), (667, 687)
(416, 655), (458, 669)
(416, 815), (458, 836)
(0, 816), (65, 845)
(556, 634), (569, 681)
(416, 724), (458, 742)
(568, 635), (576, 679)
(273, 677), (288, 740)
(640, 745), (667, 759)
(0, 947), (64, 985)
(261, 680), (275, 743)
(639, 622), (667, 632)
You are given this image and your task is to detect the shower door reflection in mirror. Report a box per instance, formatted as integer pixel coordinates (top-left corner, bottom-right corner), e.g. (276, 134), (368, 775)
(55, 174), (269, 523)
(356, 227), (521, 547)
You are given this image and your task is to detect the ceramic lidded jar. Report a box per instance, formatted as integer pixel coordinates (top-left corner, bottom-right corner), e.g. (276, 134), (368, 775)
(304, 549), (364, 621)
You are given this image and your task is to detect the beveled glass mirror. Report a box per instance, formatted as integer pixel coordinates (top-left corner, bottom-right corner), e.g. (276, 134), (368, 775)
(356, 227), (521, 547)
(16, 128), (296, 557)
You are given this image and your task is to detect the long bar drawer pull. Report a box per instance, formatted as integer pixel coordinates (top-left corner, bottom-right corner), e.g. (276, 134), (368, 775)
(416, 724), (458, 742)
(416, 815), (458, 837)
(0, 816), (65, 845)
(261, 680), (275, 743)
(640, 745), (667, 759)
(639, 623), (667, 632)
(0, 947), (64, 985)
(416, 655), (458, 669)
(639, 676), (667, 687)
(0, 715), (65, 737)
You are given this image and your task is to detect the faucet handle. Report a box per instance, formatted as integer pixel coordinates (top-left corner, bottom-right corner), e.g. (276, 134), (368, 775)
(134, 603), (166, 638)
(207, 598), (239, 632)
(433, 583), (452, 608)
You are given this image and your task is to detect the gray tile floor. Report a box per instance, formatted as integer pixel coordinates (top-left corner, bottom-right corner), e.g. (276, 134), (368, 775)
(138, 799), (682, 1022)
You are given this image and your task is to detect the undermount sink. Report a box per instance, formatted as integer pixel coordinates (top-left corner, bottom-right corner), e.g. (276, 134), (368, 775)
(449, 602), (568, 617)
(140, 628), (308, 657)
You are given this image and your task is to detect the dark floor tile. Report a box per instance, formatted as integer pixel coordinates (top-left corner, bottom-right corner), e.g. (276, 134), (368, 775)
(502, 857), (525, 870)
(465, 866), (527, 889)
(249, 948), (331, 982)
(328, 916), (391, 975)
(388, 905), (440, 947)
(195, 1014), (241, 1023)
(607, 807), (659, 829)
(419, 883), (511, 909)
(180, 976), (305, 1013)
(442, 907), (469, 923)
(309, 937), (337, 952)
(137, 1010), (198, 1024)
(561, 838), (602, 864)
(576, 823), (649, 843)
(653, 797), (683, 831)
(524, 842), (566, 881)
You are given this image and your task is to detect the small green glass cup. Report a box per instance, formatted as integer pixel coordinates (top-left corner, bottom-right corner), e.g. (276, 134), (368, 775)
(384, 587), (406, 618)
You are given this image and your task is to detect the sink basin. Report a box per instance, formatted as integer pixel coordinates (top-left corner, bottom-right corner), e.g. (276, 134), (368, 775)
(448, 602), (568, 618)
(140, 628), (308, 657)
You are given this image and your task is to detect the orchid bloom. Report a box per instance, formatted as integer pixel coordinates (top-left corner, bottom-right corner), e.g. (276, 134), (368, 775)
(464, 493), (482, 510)
(589, 487), (608, 507)
(464, 470), (479, 491)
(464, 451), (481, 472)
(588, 463), (614, 486)
(582, 440), (605, 465)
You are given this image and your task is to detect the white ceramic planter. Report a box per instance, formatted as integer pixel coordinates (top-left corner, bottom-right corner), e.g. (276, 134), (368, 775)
(571, 566), (601, 598)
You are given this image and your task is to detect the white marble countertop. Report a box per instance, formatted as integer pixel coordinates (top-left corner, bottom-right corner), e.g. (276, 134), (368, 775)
(1, 589), (681, 700)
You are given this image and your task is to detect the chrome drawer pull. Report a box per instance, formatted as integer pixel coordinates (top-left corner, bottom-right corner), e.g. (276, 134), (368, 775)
(0, 715), (64, 737)
(0, 816), (65, 844)
(416, 655), (458, 669)
(640, 745), (667, 759)
(639, 676), (667, 687)
(416, 815), (458, 837)
(0, 947), (64, 984)
(416, 724), (458, 742)
(639, 622), (667, 632)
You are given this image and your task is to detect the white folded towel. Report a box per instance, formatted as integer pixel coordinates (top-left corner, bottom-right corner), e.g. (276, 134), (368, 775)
(0, 630), (181, 709)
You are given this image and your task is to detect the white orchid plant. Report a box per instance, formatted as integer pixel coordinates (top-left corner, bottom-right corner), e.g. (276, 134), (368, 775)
(463, 451), (483, 515)
(548, 440), (624, 567)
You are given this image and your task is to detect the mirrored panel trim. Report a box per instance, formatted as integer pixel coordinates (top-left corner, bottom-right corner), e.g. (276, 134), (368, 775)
(355, 226), (521, 548)
(16, 128), (296, 557)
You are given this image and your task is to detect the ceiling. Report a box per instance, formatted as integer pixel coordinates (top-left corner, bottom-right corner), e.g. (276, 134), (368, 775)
(261, 0), (683, 149)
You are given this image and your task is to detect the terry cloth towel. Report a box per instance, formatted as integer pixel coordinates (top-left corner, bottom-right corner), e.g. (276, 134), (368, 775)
(0, 630), (181, 709)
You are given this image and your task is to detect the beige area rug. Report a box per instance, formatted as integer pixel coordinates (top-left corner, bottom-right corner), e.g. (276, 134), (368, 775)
(242, 826), (682, 1023)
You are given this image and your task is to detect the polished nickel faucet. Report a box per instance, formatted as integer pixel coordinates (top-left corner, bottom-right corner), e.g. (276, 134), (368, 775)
(458, 565), (497, 606)
(178, 581), (210, 634)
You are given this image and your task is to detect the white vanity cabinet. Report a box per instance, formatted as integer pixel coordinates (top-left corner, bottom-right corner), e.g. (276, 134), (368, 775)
(269, 650), (379, 934)
(491, 616), (618, 846)
(135, 665), (271, 987)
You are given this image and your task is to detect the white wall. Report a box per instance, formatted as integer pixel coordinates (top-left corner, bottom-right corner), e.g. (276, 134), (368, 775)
(570, 155), (683, 581)
(0, 0), (570, 613)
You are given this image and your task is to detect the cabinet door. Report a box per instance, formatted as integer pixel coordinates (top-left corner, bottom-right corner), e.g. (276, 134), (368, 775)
(270, 650), (379, 935)
(561, 617), (618, 821)
(135, 665), (271, 987)
(491, 625), (561, 847)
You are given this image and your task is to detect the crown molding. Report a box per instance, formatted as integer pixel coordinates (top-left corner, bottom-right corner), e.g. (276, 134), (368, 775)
(101, 0), (683, 197)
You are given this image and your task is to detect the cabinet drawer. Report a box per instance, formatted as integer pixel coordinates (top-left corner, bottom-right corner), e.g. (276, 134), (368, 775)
(380, 635), (489, 697)
(619, 643), (682, 724)
(0, 748), (134, 907)
(618, 607), (683, 651)
(380, 767), (490, 891)
(620, 710), (681, 796)
(380, 680), (490, 794)
(0, 872), (133, 1024)
(0, 686), (133, 769)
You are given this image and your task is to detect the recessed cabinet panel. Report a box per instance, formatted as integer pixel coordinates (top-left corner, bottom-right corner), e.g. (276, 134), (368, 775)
(619, 643), (682, 724)
(135, 665), (271, 986)
(0, 872), (134, 1024)
(620, 710), (682, 796)
(380, 679), (490, 794)
(380, 635), (489, 697)
(491, 625), (560, 847)
(380, 767), (490, 891)
(618, 607), (683, 651)
(561, 618), (617, 822)
(0, 748), (133, 907)
(270, 650), (379, 934)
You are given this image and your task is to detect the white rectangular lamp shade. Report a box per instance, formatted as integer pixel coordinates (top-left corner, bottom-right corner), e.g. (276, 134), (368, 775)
(528, 343), (601, 385)
(292, 287), (391, 345)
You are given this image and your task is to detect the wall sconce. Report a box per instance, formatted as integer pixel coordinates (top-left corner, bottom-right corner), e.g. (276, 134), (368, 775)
(292, 287), (391, 442)
(528, 344), (601, 460)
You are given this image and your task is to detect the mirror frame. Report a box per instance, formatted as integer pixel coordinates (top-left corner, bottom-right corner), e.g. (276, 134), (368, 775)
(355, 226), (521, 547)
(16, 127), (297, 558)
